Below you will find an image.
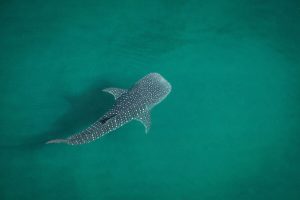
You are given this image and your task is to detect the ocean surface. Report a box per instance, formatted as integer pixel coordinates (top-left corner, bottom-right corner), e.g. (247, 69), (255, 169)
(0, 0), (299, 199)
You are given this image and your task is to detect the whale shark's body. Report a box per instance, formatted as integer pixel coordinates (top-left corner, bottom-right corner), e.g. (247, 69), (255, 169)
(46, 73), (171, 145)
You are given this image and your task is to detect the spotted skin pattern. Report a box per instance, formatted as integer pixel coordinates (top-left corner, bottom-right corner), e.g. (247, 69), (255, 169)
(46, 73), (172, 145)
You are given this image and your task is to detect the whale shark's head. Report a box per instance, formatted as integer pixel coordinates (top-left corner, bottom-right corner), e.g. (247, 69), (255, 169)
(137, 73), (172, 108)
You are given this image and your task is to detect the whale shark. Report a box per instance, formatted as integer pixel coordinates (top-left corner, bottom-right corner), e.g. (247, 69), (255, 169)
(46, 73), (172, 145)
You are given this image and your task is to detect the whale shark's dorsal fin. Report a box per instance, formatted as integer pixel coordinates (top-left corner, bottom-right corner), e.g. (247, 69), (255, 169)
(102, 88), (127, 99)
(100, 113), (117, 124)
(136, 111), (151, 134)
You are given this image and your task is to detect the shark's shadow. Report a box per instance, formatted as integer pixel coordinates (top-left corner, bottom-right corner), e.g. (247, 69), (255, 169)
(9, 80), (121, 151)
(0, 78), (135, 158)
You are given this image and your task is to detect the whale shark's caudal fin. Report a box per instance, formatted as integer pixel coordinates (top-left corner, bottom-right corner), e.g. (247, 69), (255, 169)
(46, 139), (68, 144)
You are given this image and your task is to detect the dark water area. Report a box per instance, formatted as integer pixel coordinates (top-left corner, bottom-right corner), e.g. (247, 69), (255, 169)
(0, 0), (299, 199)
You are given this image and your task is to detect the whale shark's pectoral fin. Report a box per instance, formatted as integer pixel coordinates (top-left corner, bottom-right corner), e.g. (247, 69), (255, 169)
(100, 113), (117, 124)
(102, 88), (127, 99)
(136, 111), (151, 134)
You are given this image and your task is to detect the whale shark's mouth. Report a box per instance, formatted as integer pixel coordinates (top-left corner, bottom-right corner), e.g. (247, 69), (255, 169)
(149, 73), (172, 93)
(159, 76), (172, 95)
(162, 78), (172, 93)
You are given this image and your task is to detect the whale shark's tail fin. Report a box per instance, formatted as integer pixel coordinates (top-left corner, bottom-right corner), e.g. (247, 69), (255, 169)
(46, 139), (68, 144)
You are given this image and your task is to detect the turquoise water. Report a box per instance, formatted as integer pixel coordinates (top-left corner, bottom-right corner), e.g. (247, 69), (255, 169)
(1, 0), (300, 199)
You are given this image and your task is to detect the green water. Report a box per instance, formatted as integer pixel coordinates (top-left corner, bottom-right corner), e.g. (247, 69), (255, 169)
(1, 0), (300, 199)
